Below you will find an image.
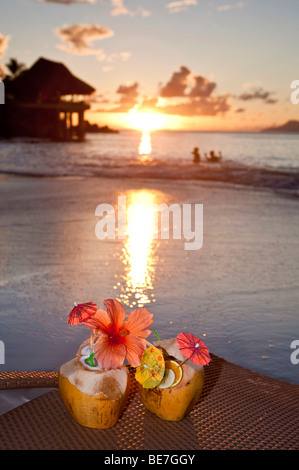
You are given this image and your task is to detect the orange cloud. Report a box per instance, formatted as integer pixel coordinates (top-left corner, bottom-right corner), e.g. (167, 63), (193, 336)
(237, 87), (277, 104)
(157, 66), (230, 116)
(110, 0), (151, 17)
(0, 33), (10, 59)
(160, 66), (191, 97)
(56, 24), (114, 58)
(95, 66), (231, 117)
(166, 0), (197, 14)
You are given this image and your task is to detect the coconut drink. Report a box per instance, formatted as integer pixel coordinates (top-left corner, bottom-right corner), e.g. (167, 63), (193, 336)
(58, 353), (130, 429)
(59, 299), (153, 429)
(135, 333), (210, 422)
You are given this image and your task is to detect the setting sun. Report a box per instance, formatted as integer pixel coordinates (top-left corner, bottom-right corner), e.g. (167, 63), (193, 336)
(128, 110), (166, 131)
(139, 132), (152, 157)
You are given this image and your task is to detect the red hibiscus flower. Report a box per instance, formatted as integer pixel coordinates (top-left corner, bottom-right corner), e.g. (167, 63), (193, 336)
(83, 299), (153, 370)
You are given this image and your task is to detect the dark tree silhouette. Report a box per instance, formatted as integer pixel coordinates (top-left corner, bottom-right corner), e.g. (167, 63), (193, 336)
(5, 58), (26, 79)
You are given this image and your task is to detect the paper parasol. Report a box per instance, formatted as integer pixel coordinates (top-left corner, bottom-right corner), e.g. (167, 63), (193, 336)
(135, 346), (165, 389)
(68, 302), (97, 325)
(176, 332), (211, 366)
(68, 302), (98, 364)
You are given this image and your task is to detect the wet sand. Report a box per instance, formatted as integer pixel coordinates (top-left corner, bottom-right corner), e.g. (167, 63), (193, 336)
(0, 174), (298, 414)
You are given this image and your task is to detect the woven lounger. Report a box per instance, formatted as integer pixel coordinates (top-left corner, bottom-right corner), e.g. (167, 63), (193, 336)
(0, 354), (298, 450)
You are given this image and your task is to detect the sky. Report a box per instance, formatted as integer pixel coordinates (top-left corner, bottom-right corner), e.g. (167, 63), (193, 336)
(0, 0), (299, 131)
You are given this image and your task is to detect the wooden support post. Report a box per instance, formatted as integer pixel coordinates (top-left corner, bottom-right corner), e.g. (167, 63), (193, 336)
(78, 110), (84, 141)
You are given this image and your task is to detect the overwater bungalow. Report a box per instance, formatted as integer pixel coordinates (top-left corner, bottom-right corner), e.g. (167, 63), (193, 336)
(0, 57), (95, 141)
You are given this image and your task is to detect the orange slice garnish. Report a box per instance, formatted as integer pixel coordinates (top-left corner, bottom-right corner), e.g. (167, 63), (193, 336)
(157, 368), (175, 389)
(157, 360), (183, 389)
(166, 360), (183, 387)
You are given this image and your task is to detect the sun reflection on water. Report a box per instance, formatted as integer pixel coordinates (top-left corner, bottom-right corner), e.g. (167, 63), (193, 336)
(114, 190), (159, 308)
(139, 131), (152, 161)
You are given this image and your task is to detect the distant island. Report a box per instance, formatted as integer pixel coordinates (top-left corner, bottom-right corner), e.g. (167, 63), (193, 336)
(261, 120), (299, 133)
(84, 120), (119, 134)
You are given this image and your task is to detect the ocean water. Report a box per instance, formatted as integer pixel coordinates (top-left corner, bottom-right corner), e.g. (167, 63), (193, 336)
(0, 130), (298, 402)
(0, 130), (299, 190)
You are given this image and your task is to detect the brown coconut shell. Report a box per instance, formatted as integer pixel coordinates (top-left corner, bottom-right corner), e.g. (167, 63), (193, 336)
(137, 337), (205, 421)
(58, 357), (130, 429)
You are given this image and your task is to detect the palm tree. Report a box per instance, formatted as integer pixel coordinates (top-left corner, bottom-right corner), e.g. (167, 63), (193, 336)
(5, 58), (26, 80)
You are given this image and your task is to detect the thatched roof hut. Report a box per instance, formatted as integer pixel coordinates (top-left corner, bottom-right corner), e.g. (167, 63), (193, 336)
(10, 57), (95, 102)
(2, 57), (96, 141)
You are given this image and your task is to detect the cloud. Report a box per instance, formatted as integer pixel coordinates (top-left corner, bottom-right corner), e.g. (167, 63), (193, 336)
(55, 24), (119, 61)
(99, 66), (231, 117)
(56, 24), (114, 57)
(106, 51), (131, 63)
(116, 82), (139, 109)
(97, 82), (140, 112)
(0, 33), (10, 76)
(160, 66), (191, 97)
(237, 87), (277, 104)
(110, 0), (151, 17)
(0, 63), (5, 78)
(159, 95), (231, 116)
(166, 0), (197, 14)
(38, 0), (95, 4)
(0, 33), (10, 59)
(264, 98), (277, 104)
(217, 1), (245, 12)
(189, 75), (217, 98)
(158, 66), (231, 116)
(56, 24), (131, 63)
(86, 92), (111, 105)
(137, 97), (160, 113)
(160, 66), (218, 99)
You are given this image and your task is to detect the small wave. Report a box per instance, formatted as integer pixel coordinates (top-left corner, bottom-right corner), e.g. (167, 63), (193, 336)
(1, 159), (299, 192)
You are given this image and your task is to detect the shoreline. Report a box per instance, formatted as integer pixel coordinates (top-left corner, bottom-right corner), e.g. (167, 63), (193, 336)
(0, 160), (299, 194)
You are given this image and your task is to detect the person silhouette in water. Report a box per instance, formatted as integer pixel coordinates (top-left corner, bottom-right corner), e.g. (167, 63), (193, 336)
(208, 150), (222, 162)
(192, 147), (200, 163)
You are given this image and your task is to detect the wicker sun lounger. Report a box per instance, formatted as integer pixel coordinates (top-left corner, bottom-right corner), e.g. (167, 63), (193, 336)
(0, 354), (298, 450)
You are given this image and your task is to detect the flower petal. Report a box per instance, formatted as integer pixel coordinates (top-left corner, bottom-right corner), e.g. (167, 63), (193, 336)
(124, 334), (147, 367)
(82, 308), (111, 335)
(104, 299), (126, 333)
(125, 308), (153, 338)
(94, 336), (126, 370)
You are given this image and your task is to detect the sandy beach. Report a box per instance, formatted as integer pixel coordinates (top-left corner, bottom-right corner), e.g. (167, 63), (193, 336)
(0, 173), (298, 414)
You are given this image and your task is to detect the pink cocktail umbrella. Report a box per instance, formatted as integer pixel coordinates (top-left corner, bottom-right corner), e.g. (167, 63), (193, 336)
(68, 302), (97, 360)
(68, 302), (97, 325)
(176, 332), (211, 366)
